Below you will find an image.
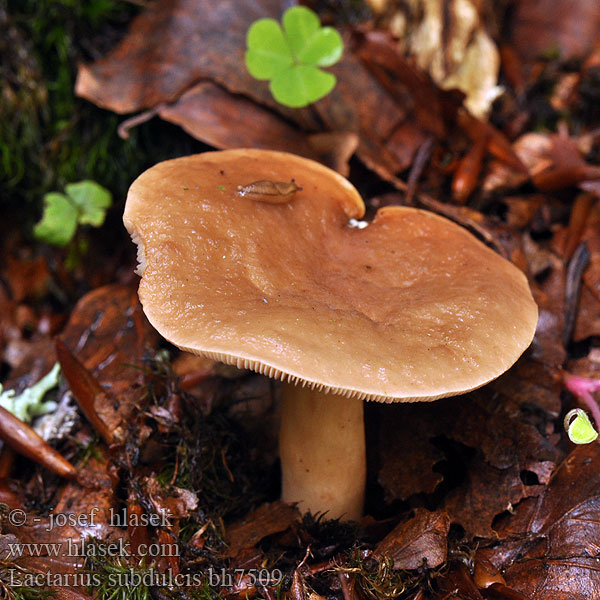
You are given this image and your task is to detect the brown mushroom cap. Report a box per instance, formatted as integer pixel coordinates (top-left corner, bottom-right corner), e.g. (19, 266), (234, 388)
(124, 149), (538, 402)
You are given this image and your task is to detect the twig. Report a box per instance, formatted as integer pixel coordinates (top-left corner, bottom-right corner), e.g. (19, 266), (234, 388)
(563, 242), (590, 347)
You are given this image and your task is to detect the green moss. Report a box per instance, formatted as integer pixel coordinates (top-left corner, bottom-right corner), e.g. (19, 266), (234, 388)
(332, 551), (420, 600)
(1, 0), (208, 230)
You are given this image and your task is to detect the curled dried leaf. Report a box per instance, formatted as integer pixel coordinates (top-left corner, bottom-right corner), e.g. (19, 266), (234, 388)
(237, 179), (301, 203)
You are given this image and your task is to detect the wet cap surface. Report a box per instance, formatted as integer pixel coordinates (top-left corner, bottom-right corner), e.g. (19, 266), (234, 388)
(124, 149), (538, 402)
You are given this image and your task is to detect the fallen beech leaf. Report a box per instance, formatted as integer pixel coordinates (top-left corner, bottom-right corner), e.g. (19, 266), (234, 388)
(443, 458), (539, 539)
(157, 81), (312, 148)
(483, 133), (550, 195)
(53, 456), (117, 540)
(377, 404), (444, 501)
(75, 1), (444, 180)
(374, 508), (450, 570)
(76, 0), (296, 115)
(532, 134), (600, 191)
(2, 255), (51, 303)
(377, 382), (560, 538)
(490, 445), (600, 599)
(580, 200), (600, 301)
(473, 555), (506, 589)
(58, 284), (157, 432)
(574, 285), (600, 341)
(308, 34), (431, 175)
(144, 476), (199, 521)
(482, 584), (530, 600)
(355, 29), (455, 138)
(511, 0), (600, 67)
(484, 131), (600, 194)
(225, 501), (300, 557)
(5, 456), (119, 584)
(502, 196), (544, 230)
(156, 82), (356, 175)
(436, 562), (485, 600)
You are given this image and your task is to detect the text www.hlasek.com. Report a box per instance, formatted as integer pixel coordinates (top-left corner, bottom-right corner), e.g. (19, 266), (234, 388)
(7, 538), (177, 560)
(4, 508), (283, 589)
(6, 540), (283, 589)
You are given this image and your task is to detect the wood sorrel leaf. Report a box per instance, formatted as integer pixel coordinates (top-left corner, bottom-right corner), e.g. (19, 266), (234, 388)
(245, 18), (293, 80)
(66, 180), (112, 227)
(282, 6), (320, 58)
(296, 27), (344, 67)
(270, 65), (336, 108)
(33, 192), (78, 247)
(245, 6), (343, 108)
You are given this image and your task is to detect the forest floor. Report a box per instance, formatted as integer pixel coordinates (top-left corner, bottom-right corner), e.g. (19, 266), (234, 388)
(2, 1), (600, 599)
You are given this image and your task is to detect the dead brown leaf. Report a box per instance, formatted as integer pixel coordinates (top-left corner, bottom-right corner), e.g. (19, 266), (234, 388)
(444, 459), (540, 539)
(484, 131), (600, 195)
(376, 380), (560, 538)
(511, 0), (600, 66)
(75, 0), (467, 179)
(581, 199), (600, 302)
(374, 508), (450, 569)
(155, 82), (358, 176)
(574, 284), (600, 341)
(76, 0), (295, 115)
(488, 444), (600, 600)
(4, 456), (118, 579)
(225, 501), (300, 557)
(58, 284), (157, 433)
(377, 404), (444, 501)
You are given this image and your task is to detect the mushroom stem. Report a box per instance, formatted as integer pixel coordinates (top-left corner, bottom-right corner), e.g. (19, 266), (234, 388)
(279, 382), (366, 521)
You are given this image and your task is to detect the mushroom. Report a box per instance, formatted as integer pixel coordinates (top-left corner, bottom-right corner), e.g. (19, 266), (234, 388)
(123, 149), (538, 521)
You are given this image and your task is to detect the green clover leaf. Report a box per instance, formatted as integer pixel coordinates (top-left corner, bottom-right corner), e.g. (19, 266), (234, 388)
(33, 192), (79, 247)
(245, 6), (343, 108)
(245, 18), (293, 80)
(283, 7), (343, 67)
(282, 5), (320, 58)
(270, 65), (336, 108)
(34, 180), (112, 246)
(65, 180), (112, 227)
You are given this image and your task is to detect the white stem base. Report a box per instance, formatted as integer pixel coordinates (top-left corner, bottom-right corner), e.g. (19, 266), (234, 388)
(279, 383), (366, 521)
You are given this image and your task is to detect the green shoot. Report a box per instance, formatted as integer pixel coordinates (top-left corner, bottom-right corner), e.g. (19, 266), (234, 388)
(245, 6), (343, 108)
(564, 408), (599, 444)
(0, 363), (60, 423)
(33, 180), (112, 246)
